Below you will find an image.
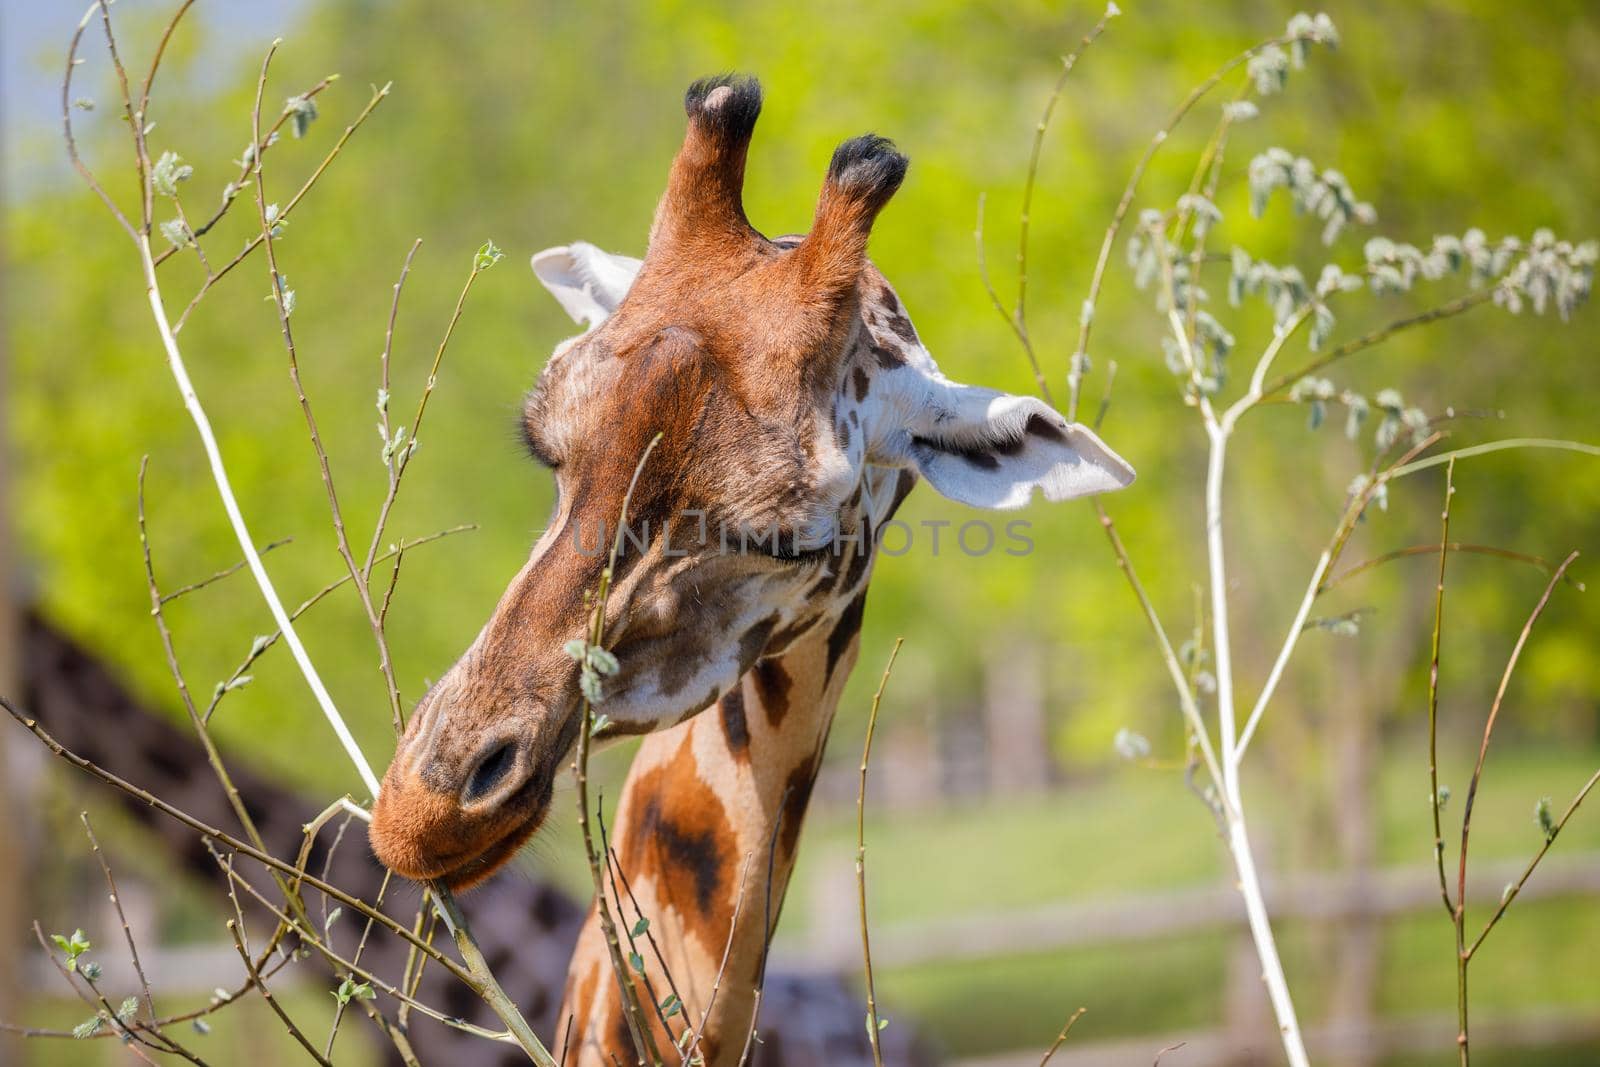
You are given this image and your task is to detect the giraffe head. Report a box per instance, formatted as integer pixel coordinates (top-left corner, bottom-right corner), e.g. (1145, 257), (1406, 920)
(369, 75), (1134, 888)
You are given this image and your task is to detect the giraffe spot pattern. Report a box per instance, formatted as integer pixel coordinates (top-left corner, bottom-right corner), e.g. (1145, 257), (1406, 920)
(751, 658), (793, 726)
(720, 686), (750, 758)
(618, 736), (739, 947)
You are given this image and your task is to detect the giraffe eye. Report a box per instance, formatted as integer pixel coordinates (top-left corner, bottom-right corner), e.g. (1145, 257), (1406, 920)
(766, 528), (836, 566)
(518, 415), (560, 470)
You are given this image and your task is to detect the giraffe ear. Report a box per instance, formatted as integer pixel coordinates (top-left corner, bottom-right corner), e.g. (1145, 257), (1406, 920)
(902, 382), (1135, 510)
(530, 242), (643, 329)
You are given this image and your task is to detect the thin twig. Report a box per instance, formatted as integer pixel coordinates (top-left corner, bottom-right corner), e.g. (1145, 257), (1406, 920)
(598, 809), (679, 1058)
(574, 432), (668, 1066)
(130, 186), (383, 795)
(1068, 32), (1308, 419)
(606, 847), (689, 1045)
(1233, 431), (1444, 759)
(160, 537), (293, 604)
(737, 785), (793, 1067)
(62, 3), (135, 238)
(1092, 500), (1226, 803)
(361, 242), (494, 731)
(1327, 542), (1585, 593)
(152, 73), (341, 268)
(212, 853), (512, 1044)
(226, 919), (334, 1067)
(79, 813), (157, 1023)
(1260, 287), (1499, 400)
(683, 853), (756, 1064)
(251, 42), (412, 740)
(857, 638), (903, 1067)
(1428, 460), (1457, 924)
(432, 888), (558, 1062)
(96, 1), (151, 232)
(975, 9), (1115, 399)
(205, 524), (475, 722)
(1389, 438), (1600, 480)
(1450, 549), (1579, 1063)
(136, 1), (195, 135)
(1038, 1006), (1088, 1067)
(1456, 550), (1581, 919)
(31, 924), (167, 1065)
(322, 864), (393, 1057)
(1467, 761), (1600, 958)
(172, 77), (390, 331)
(139, 458), (311, 925)
(0, 696), (472, 982)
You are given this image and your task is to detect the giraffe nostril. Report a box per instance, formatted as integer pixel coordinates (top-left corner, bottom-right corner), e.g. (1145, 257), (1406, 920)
(462, 739), (520, 805)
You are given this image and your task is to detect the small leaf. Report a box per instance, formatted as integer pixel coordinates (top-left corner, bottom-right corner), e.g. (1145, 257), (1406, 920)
(632, 917), (650, 937)
(285, 94), (319, 139)
(660, 992), (681, 1018)
(563, 639), (588, 662)
(192, 1019), (212, 1035)
(80, 961), (103, 981)
(151, 151), (193, 197)
(1535, 796), (1556, 839)
(264, 202), (288, 238)
(159, 218), (192, 248)
(589, 713), (611, 736)
(72, 1015), (105, 1040)
(1113, 728), (1151, 761)
(1223, 100), (1259, 123)
(118, 997), (139, 1022)
(1307, 399), (1326, 431)
(474, 240), (505, 272)
(628, 951), (645, 975)
(587, 646), (620, 677)
(1343, 394), (1369, 440)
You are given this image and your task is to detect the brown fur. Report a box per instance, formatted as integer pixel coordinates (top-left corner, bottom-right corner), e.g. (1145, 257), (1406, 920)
(369, 74), (915, 1065)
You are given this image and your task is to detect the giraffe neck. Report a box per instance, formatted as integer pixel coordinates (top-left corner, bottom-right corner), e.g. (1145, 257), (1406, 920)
(560, 470), (912, 1067)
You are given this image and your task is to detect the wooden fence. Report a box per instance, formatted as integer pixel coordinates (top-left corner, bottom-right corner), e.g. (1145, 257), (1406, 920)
(774, 851), (1600, 1066)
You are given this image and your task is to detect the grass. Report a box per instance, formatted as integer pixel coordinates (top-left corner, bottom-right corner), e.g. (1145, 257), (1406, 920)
(782, 740), (1600, 933)
(15, 740), (1597, 1063)
(781, 738), (1600, 1059)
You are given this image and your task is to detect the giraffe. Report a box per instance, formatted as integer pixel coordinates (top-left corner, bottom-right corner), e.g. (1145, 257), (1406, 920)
(17, 609), (934, 1066)
(367, 75), (1134, 1065)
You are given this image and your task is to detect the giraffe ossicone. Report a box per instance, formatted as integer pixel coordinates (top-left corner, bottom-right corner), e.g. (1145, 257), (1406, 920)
(367, 72), (1132, 1064)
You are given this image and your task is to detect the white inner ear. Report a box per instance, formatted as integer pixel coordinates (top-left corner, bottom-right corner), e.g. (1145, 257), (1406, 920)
(530, 242), (643, 329)
(900, 382), (1136, 510)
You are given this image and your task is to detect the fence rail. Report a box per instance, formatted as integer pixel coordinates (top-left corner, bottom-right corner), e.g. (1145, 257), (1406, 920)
(956, 1007), (1600, 1067)
(773, 850), (1600, 973)
(776, 850), (1600, 1065)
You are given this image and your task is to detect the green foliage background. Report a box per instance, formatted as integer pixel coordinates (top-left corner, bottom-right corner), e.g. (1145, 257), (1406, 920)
(6, 0), (1599, 1061)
